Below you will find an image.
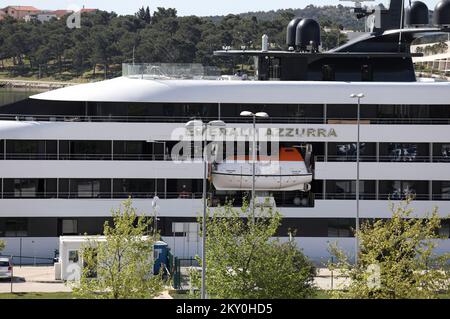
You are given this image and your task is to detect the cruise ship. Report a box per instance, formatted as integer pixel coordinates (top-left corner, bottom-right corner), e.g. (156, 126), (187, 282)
(1, 0), (450, 264)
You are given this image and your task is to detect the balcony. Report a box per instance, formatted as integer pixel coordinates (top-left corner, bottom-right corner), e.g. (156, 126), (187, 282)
(3, 114), (450, 124)
(315, 155), (450, 163)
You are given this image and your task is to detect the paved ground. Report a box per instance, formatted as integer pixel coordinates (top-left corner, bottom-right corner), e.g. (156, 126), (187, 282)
(0, 266), (70, 293)
(0, 266), (173, 297)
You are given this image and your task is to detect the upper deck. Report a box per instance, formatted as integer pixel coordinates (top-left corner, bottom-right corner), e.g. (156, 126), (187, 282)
(29, 73), (450, 105)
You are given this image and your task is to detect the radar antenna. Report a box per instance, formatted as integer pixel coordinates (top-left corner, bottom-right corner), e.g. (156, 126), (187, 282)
(340, 0), (375, 19)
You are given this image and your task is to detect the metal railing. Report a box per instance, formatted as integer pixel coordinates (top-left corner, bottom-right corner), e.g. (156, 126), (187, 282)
(2, 114), (450, 124)
(0, 114), (324, 124)
(321, 193), (431, 200)
(1, 192), (204, 200)
(0, 254), (55, 266)
(315, 155), (450, 163)
(122, 63), (221, 80)
(1, 191), (444, 202)
(5, 153), (450, 163)
(2, 153), (184, 161)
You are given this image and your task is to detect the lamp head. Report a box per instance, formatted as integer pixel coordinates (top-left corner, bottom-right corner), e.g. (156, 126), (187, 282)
(240, 111), (253, 117)
(152, 196), (159, 208)
(185, 119), (204, 128)
(208, 120), (226, 127)
(255, 112), (269, 118)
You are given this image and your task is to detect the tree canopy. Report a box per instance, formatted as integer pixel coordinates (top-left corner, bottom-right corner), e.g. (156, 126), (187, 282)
(329, 200), (450, 299)
(71, 199), (165, 299)
(190, 199), (317, 299)
(0, 5), (350, 80)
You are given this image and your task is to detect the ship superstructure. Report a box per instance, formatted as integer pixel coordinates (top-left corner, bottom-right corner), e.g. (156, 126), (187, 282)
(0, 0), (450, 263)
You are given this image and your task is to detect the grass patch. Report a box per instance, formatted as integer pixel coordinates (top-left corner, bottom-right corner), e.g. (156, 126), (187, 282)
(0, 292), (74, 299)
(437, 292), (450, 299)
(169, 290), (191, 299)
(168, 289), (332, 299)
(312, 290), (332, 299)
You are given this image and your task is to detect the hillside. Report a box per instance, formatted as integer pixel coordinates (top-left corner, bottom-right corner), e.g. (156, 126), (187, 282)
(210, 5), (365, 31)
(0, 5), (360, 82)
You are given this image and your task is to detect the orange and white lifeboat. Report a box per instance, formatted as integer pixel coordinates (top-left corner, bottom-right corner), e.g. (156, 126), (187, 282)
(211, 147), (312, 191)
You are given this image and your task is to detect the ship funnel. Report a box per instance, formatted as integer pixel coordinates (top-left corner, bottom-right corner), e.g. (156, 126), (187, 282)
(295, 18), (321, 52)
(405, 1), (429, 27)
(286, 17), (302, 50)
(433, 0), (450, 27)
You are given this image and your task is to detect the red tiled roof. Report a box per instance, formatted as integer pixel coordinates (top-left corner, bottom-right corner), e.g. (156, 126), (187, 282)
(80, 8), (97, 13)
(5, 6), (41, 12)
(50, 9), (73, 17)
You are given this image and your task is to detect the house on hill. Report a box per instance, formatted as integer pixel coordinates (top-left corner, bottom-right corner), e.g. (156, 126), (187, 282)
(0, 5), (41, 20)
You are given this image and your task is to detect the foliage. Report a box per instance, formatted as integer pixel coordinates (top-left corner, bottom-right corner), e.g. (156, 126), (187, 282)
(0, 240), (4, 252)
(415, 41), (448, 56)
(190, 199), (317, 299)
(136, 6), (151, 24)
(329, 200), (450, 299)
(235, 5), (364, 31)
(71, 198), (165, 299)
(0, 5), (353, 80)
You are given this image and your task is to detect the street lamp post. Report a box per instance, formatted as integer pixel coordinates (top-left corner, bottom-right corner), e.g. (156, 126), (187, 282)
(350, 93), (365, 266)
(185, 119), (225, 300)
(239, 111), (269, 216)
(152, 195), (160, 235)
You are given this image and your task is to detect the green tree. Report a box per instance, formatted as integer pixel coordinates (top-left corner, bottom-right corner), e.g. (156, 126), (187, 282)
(136, 6), (151, 24)
(329, 200), (450, 299)
(191, 199), (316, 299)
(0, 240), (5, 252)
(71, 199), (165, 299)
(152, 7), (177, 24)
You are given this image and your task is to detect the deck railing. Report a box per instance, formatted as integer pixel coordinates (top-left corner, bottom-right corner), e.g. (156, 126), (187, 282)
(2, 114), (450, 124)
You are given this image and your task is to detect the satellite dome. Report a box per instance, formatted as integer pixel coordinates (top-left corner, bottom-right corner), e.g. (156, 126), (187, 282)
(433, 0), (450, 27)
(295, 18), (321, 52)
(405, 1), (429, 27)
(286, 18), (302, 48)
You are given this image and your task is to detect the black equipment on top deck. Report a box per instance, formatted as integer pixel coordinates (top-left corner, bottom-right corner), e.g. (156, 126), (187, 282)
(213, 0), (450, 82)
(295, 18), (321, 52)
(405, 1), (430, 27)
(433, 0), (450, 27)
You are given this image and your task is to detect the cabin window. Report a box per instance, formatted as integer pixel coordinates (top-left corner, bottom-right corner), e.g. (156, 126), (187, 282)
(4, 218), (28, 237)
(63, 179), (111, 198)
(438, 220), (450, 238)
(379, 143), (429, 162)
(62, 219), (78, 235)
(432, 181), (450, 200)
(59, 140), (111, 160)
(361, 64), (373, 81)
(326, 180), (375, 200)
(3, 179), (57, 199)
(268, 58), (281, 80)
(0, 140), (4, 159)
(322, 65), (335, 81)
(433, 143), (450, 162)
(113, 179), (156, 198)
(379, 180), (429, 200)
(327, 142), (376, 161)
(68, 250), (79, 263)
(327, 218), (354, 237)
